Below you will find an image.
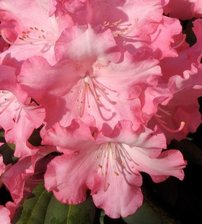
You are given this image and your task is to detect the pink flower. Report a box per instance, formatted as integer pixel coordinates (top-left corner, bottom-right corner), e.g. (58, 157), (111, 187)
(55, 25), (116, 61)
(44, 120), (185, 218)
(54, 0), (87, 15)
(0, 58), (45, 157)
(19, 50), (163, 130)
(149, 19), (202, 142)
(164, 0), (202, 19)
(149, 16), (182, 59)
(0, 0), (73, 64)
(153, 68), (202, 142)
(18, 25), (165, 130)
(0, 146), (55, 219)
(0, 90), (45, 157)
(148, 96), (201, 143)
(1, 156), (34, 205)
(160, 19), (202, 82)
(55, 0), (167, 58)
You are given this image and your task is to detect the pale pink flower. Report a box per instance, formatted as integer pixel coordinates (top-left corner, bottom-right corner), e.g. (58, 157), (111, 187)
(44, 120), (185, 218)
(0, 58), (45, 157)
(55, 0), (168, 57)
(19, 50), (163, 130)
(0, 0), (73, 64)
(0, 90), (45, 157)
(18, 23), (167, 130)
(55, 25), (116, 61)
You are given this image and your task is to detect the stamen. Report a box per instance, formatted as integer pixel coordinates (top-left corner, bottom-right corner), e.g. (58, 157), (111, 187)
(116, 145), (136, 175)
(1, 25), (54, 48)
(156, 116), (186, 133)
(172, 35), (186, 49)
(74, 74), (117, 121)
(104, 182), (110, 192)
(158, 106), (172, 116)
(78, 82), (87, 117)
(0, 31), (15, 45)
(96, 142), (139, 191)
(155, 105), (186, 133)
(102, 19), (133, 38)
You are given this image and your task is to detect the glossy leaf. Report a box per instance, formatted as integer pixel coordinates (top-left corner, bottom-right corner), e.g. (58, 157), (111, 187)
(65, 197), (96, 224)
(16, 184), (52, 224)
(15, 184), (96, 224)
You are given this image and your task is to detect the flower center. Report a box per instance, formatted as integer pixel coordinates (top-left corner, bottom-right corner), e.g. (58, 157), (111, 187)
(70, 71), (118, 121)
(96, 142), (138, 191)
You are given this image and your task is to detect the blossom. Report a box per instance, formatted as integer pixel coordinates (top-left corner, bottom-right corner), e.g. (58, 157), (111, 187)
(0, 57), (46, 157)
(149, 16), (182, 60)
(149, 19), (202, 142)
(19, 53), (164, 130)
(0, 0), (199, 220)
(1, 147), (53, 202)
(18, 23), (169, 131)
(0, 82), (45, 157)
(0, 0), (73, 64)
(44, 120), (185, 218)
(55, 0), (168, 58)
(164, 0), (202, 19)
(0, 146), (56, 219)
(160, 19), (202, 82)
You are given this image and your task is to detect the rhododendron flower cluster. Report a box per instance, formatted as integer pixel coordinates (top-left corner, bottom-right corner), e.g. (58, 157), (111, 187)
(0, 0), (201, 222)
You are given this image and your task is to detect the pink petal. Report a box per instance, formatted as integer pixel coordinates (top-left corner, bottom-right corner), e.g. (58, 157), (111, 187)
(164, 0), (202, 19)
(0, 155), (6, 176)
(0, 206), (10, 224)
(45, 152), (99, 204)
(93, 168), (143, 218)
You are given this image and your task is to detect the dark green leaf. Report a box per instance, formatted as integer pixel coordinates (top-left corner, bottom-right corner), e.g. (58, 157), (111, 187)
(66, 197), (96, 224)
(15, 184), (96, 224)
(44, 195), (68, 224)
(16, 184), (52, 224)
